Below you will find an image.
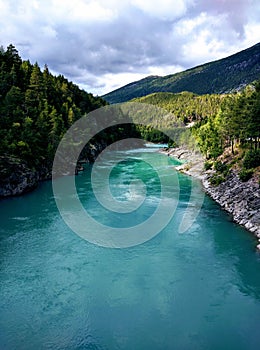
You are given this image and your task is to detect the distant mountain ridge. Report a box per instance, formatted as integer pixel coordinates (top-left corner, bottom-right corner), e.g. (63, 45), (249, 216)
(103, 42), (260, 104)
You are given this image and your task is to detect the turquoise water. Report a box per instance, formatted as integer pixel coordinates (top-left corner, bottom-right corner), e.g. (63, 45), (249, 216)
(1, 148), (260, 350)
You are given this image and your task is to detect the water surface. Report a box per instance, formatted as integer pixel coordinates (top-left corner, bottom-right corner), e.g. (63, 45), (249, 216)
(1, 148), (260, 350)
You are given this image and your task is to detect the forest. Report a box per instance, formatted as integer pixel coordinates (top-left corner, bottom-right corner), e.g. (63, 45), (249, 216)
(0, 44), (259, 187)
(0, 44), (170, 180)
(133, 85), (260, 182)
(0, 44), (110, 172)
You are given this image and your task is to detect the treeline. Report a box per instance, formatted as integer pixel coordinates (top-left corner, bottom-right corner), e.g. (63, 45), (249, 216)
(133, 91), (226, 124)
(1, 44), (259, 182)
(0, 44), (107, 169)
(132, 91), (230, 148)
(133, 91), (227, 125)
(193, 82), (260, 159)
(133, 85), (260, 177)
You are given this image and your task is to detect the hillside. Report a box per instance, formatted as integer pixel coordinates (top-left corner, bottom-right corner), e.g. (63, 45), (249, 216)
(0, 44), (107, 169)
(103, 42), (260, 103)
(132, 91), (227, 124)
(0, 45), (125, 196)
(0, 45), (152, 197)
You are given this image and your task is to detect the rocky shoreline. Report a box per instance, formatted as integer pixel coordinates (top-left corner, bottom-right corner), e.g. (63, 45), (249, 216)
(0, 139), (146, 198)
(0, 156), (52, 197)
(0, 140), (107, 198)
(161, 147), (260, 250)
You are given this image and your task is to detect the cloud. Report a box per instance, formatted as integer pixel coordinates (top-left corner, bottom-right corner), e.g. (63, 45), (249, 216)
(130, 0), (189, 20)
(191, 0), (254, 35)
(0, 0), (259, 95)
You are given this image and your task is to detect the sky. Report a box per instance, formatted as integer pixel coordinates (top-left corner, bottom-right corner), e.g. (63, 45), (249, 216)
(0, 0), (260, 96)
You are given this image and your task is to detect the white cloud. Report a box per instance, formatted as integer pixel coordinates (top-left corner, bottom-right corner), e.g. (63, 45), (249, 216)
(174, 12), (213, 36)
(41, 26), (57, 39)
(147, 65), (184, 77)
(172, 10), (260, 67)
(243, 21), (260, 48)
(131, 0), (189, 20)
(96, 72), (149, 93)
(0, 0), (259, 95)
(85, 64), (185, 95)
(47, 0), (116, 23)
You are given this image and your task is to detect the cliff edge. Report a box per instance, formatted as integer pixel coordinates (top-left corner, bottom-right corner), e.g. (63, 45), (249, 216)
(162, 147), (260, 250)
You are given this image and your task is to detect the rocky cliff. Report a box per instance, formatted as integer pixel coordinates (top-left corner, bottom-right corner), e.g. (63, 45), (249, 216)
(161, 147), (260, 250)
(0, 140), (108, 198)
(202, 171), (260, 249)
(0, 156), (52, 197)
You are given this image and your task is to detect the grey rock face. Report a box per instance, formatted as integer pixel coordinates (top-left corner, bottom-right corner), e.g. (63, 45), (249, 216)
(0, 157), (40, 197)
(202, 171), (260, 239)
(161, 148), (260, 249)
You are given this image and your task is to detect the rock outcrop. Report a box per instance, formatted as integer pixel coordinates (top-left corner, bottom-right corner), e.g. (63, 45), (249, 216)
(202, 171), (260, 242)
(161, 147), (260, 250)
(0, 156), (51, 197)
(0, 140), (108, 198)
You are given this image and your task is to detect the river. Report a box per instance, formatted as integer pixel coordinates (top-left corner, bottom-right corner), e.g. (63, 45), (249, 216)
(1, 146), (260, 349)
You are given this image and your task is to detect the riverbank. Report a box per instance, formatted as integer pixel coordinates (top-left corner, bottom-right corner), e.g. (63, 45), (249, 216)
(161, 147), (260, 250)
(0, 141), (106, 198)
(0, 139), (144, 198)
(0, 156), (52, 197)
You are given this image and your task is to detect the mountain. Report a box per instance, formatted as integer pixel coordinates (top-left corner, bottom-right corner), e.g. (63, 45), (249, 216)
(103, 42), (260, 104)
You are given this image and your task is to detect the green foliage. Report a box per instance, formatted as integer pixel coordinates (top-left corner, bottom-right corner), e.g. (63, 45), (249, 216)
(210, 161), (230, 185)
(243, 150), (260, 169)
(238, 168), (254, 182)
(168, 139), (177, 147)
(115, 76), (260, 157)
(193, 115), (223, 159)
(1, 43), (260, 184)
(0, 44), (108, 170)
(209, 174), (225, 186)
(204, 161), (213, 170)
(214, 161), (228, 173)
(135, 125), (170, 143)
(132, 91), (225, 124)
(125, 90), (231, 148)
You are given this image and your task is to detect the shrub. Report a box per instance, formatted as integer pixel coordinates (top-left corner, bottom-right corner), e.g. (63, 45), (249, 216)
(238, 168), (254, 182)
(243, 150), (260, 169)
(204, 161), (213, 170)
(209, 174), (225, 186)
(214, 160), (228, 173)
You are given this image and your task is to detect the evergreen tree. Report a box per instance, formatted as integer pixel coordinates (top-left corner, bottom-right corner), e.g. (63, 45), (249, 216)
(0, 44), (108, 174)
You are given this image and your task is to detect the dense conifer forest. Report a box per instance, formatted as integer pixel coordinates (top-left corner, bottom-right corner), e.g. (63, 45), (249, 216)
(0, 44), (108, 170)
